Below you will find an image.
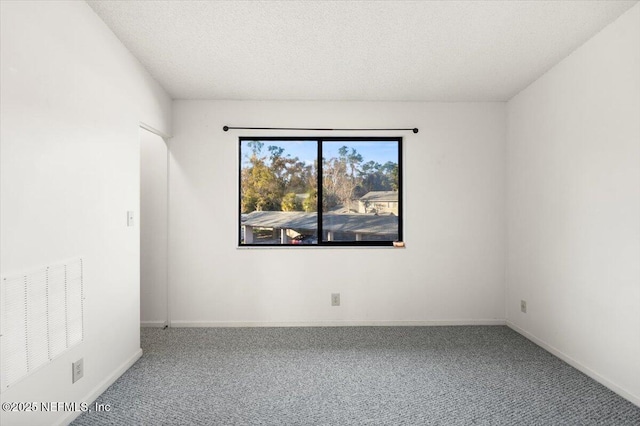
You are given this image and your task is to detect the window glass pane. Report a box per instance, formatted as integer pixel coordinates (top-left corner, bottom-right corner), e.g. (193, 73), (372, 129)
(321, 141), (400, 242)
(240, 140), (318, 245)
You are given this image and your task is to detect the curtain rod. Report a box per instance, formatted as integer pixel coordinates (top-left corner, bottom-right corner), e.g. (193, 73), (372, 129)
(223, 126), (419, 133)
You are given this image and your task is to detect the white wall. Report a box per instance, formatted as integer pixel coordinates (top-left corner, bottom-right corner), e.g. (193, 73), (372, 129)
(0, 1), (171, 425)
(140, 129), (168, 326)
(506, 3), (640, 405)
(169, 101), (506, 326)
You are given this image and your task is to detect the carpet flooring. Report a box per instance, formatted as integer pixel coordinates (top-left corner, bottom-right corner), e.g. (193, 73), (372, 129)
(72, 326), (640, 425)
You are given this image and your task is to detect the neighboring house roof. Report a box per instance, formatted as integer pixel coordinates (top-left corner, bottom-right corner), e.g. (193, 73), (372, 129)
(242, 211), (317, 230)
(359, 191), (398, 202)
(323, 213), (397, 235)
(241, 211), (398, 235)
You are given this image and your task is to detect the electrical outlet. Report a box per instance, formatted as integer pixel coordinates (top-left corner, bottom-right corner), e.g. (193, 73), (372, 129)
(331, 293), (340, 306)
(520, 300), (527, 313)
(72, 358), (84, 383)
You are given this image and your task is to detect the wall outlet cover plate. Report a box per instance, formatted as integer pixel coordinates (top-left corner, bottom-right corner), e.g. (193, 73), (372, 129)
(72, 358), (84, 383)
(331, 293), (340, 306)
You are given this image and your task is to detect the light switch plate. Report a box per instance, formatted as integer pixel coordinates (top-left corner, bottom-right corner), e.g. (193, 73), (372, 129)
(127, 211), (134, 227)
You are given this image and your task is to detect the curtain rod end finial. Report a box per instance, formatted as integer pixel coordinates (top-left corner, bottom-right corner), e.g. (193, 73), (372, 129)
(223, 126), (229, 132)
(413, 128), (419, 134)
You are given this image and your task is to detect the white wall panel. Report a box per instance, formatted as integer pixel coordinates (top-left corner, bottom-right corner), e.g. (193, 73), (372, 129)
(506, 3), (640, 405)
(169, 101), (506, 325)
(0, 1), (171, 424)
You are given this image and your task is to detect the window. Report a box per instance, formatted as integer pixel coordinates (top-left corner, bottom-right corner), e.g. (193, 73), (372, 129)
(239, 137), (402, 246)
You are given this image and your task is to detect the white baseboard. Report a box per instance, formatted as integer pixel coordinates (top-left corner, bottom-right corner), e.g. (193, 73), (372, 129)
(141, 320), (168, 328)
(170, 319), (506, 328)
(506, 321), (640, 408)
(56, 349), (143, 426)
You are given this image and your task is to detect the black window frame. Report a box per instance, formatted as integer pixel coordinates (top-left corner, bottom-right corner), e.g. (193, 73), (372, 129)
(239, 136), (403, 247)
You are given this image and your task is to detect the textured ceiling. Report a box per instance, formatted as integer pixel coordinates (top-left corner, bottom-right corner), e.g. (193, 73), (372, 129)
(87, 0), (637, 101)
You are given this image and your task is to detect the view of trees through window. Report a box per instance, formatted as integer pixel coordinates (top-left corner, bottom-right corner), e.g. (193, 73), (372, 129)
(240, 138), (402, 246)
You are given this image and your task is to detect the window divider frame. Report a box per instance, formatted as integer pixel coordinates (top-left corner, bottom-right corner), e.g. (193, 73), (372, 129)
(316, 138), (324, 244)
